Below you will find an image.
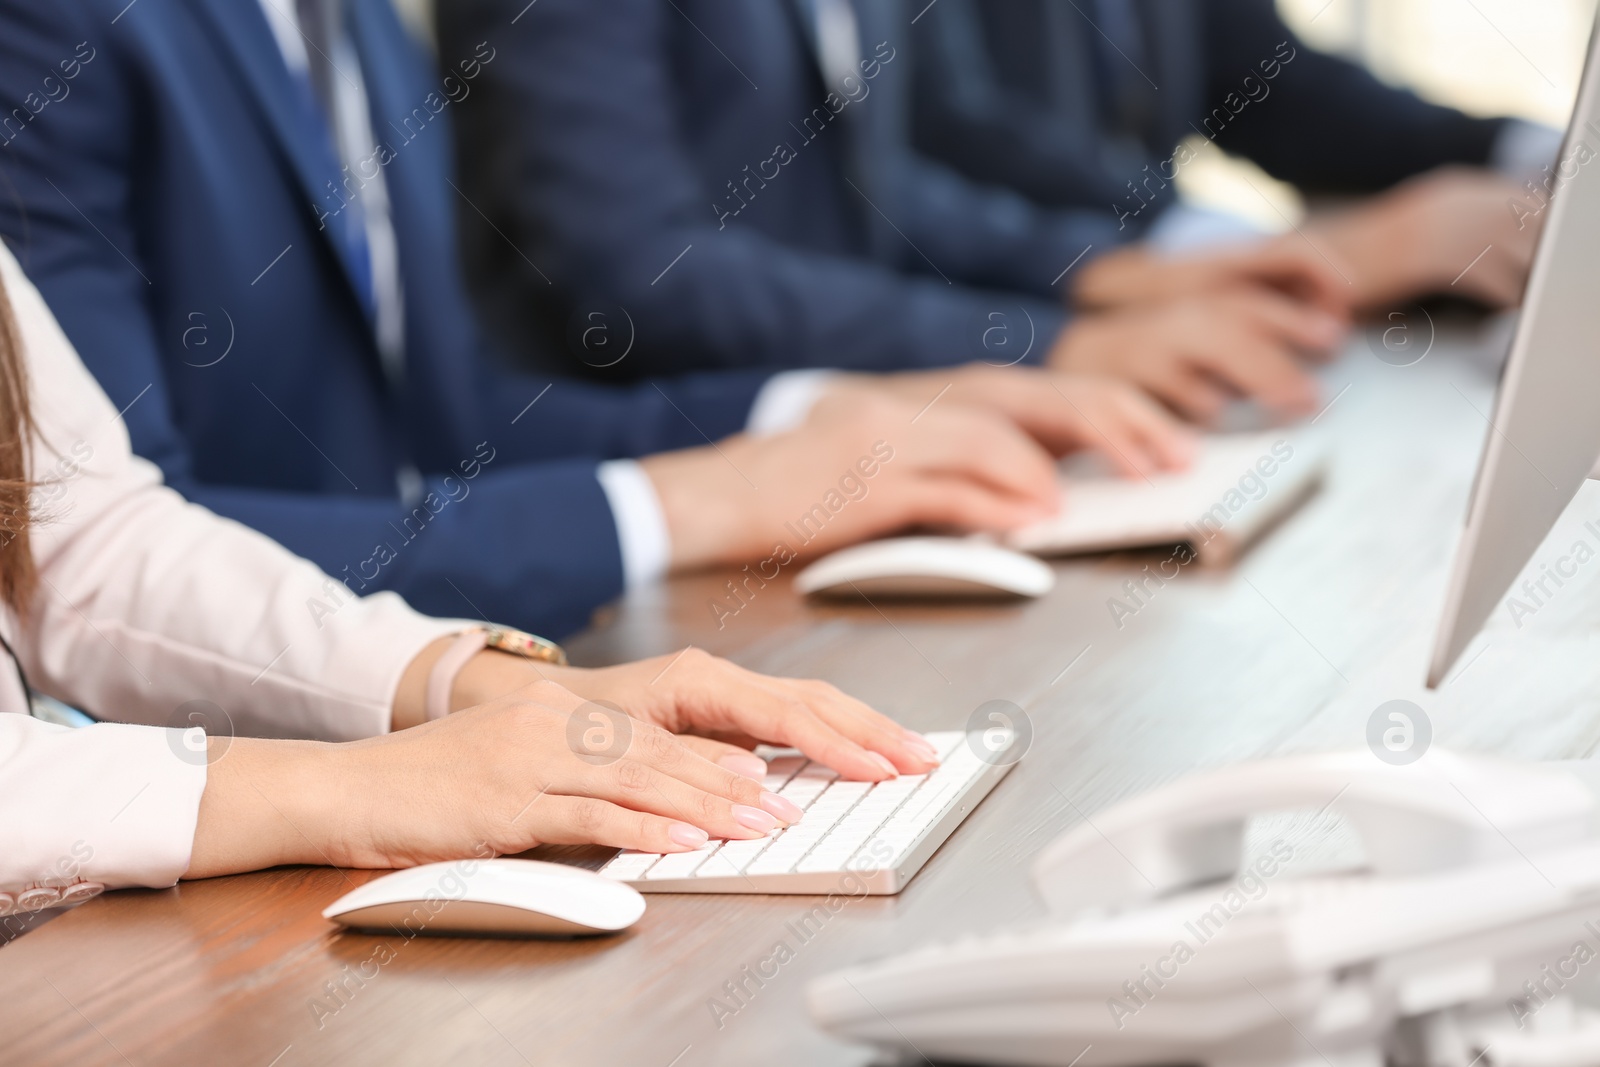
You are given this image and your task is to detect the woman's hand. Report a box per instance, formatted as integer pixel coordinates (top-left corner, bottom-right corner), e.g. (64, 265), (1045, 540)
(188, 680), (814, 878)
(439, 644), (936, 782)
(534, 647), (939, 780)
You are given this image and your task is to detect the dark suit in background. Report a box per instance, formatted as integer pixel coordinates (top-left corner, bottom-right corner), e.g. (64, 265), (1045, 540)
(0, 0), (774, 638)
(439, 0), (1132, 378)
(911, 0), (1507, 222)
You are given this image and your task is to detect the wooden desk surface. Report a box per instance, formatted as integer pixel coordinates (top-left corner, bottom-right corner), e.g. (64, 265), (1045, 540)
(8, 332), (1600, 1067)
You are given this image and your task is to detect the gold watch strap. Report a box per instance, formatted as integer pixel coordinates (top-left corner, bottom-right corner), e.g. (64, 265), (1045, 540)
(482, 625), (568, 666)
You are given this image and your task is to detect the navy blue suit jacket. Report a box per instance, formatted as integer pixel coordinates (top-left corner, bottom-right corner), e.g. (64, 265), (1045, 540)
(438, 0), (1128, 377)
(911, 0), (1506, 217)
(0, 0), (772, 638)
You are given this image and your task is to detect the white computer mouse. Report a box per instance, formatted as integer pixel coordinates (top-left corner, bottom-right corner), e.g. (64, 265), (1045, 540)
(322, 859), (646, 938)
(794, 536), (1055, 599)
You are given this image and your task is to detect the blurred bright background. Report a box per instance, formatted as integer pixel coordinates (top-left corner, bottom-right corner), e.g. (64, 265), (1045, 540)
(1180, 0), (1600, 224)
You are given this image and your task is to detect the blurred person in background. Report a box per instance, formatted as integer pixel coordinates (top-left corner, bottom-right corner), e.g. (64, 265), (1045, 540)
(0, 0), (1193, 648)
(910, 0), (1556, 313)
(439, 0), (1358, 424)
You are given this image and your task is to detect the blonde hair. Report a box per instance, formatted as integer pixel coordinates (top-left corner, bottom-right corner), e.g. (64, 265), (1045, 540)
(0, 269), (35, 612)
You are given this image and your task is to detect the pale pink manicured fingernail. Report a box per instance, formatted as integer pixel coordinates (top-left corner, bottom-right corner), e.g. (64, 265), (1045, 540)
(719, 753), (769, 781)
(759, 791), (804, 823)
(669, 824), (709, 849)
(904, 736), (939, 762)
(867, 752), (899, 778)
(733, 805), (779, 832)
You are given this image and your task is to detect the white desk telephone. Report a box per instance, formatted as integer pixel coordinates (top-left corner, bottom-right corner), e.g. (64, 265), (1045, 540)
(808, 751), (1600, 1067)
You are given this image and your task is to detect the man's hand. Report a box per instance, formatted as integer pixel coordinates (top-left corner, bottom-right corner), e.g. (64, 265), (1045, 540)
(641, 391), (1065, 571)
(1047, 290), (1346, 424)
(838, 365), (1196, 477)
(1305, 166), (1539, 310)
(1073, 234), (1356, 319)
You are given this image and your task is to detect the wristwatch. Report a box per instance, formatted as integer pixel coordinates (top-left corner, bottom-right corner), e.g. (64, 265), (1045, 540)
(425, 625), (568, 721)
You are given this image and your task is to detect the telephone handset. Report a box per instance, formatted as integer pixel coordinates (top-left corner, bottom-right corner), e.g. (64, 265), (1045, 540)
(1029, 749), (1595, 917)
(810, 750), (1600, 1067)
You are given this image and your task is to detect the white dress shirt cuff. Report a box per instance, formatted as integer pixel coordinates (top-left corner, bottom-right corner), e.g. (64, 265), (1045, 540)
(745, 370), (838, 436)
(1491, 118), (1563, 183)
(596, 459), (672, 589)
(595, 373), (835, 589)
(0, 719), (208, 892)
(1145, 202), (1270, 255)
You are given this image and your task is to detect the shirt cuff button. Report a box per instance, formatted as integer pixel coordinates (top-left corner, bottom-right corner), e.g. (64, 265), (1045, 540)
(59, 882), (104, 905)
(16, 886), (61, 911)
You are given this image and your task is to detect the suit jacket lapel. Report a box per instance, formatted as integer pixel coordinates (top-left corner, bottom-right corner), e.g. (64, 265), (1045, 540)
(183, 0), (375, 312)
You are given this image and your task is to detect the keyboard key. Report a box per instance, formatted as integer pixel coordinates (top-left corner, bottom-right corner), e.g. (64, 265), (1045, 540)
(644, 843), (718, 880)
(762, 755), (806, 793)
(925, 731), (966, 760)
(875, 752), (990, 862)
(799, 797), (924, 874)
(696, 836), (773, 878)
(746, 780), (870, 874)
(601, 850), (661, 880)
(778, 766), (838, 809)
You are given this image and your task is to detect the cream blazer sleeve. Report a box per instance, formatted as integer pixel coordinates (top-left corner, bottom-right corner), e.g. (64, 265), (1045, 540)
(0, 244), (464, 897)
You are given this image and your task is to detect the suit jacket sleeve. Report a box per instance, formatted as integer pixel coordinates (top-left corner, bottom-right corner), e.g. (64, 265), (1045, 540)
(475, 365), (770, 465)
(0, 243), (466, 894)
(1203, 0), (1505, 193)
(442, 0), (1067, 374)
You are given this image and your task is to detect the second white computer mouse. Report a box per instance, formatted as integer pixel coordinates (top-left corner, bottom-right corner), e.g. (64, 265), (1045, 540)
(794, 536), (1056, 599)
(322, 859), (646, 938)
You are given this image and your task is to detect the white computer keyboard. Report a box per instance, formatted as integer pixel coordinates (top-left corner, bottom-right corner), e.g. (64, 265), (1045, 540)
(1007, 431), (1326, 564)
(598, 730), (1015, 894)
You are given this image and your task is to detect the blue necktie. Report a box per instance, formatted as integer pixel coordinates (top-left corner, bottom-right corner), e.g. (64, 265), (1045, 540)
(1088, 0), (1152, 137)
(292, 0), (376, 318)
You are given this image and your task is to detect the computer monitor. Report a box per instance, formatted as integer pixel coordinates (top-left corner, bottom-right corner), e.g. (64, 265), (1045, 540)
(1427, 17), (1600, 687)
